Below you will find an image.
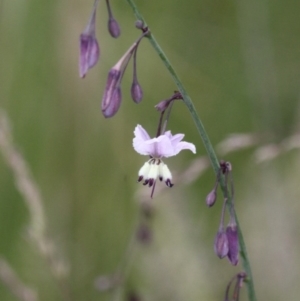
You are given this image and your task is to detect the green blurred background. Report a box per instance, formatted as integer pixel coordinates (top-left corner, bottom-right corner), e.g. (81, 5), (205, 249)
(1, 0), (300, 300)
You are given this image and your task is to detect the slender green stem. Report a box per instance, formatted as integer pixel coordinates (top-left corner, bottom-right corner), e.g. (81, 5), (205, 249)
(125, 1), (257, 301)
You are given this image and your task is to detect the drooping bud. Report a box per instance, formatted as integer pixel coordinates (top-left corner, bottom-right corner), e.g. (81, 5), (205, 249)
(155, 99), (170, 112)
(214, 229), (229, 259)
(106, 0), (121, 38)
(226, 223), (239, 266)
(206, 189), (217, 207)
(101, 42), (139, 117)
(131, 45), (143, 103)
(108, 18), (121, 38)
(131, 80), (143, 103)
(101, 68), (122, 117)
(102, 86), (122, 118)
(155, 92), (182, 112)
(79, 0), (100, 78)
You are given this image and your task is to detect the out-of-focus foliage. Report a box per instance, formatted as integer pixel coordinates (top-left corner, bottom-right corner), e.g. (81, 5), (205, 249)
(0, 0), (300, 300)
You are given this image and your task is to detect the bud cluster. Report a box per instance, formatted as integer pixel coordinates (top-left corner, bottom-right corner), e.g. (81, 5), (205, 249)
(79, 0), (121, 78)
(206, 161), (240, 266)
(101, 29), (148, 117)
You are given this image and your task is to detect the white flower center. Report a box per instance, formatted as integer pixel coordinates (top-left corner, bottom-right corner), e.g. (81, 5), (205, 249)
(137, 158), (173, 188)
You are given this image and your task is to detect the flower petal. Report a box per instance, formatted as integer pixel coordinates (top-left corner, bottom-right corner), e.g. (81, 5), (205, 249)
(172, 141), (196, 156)
(148, 136), (174, 157)
(133, 137), (154, 155)
(133, 125), (196, 158)
(163, 130), (172, 139)
(133, 125), (154, 155)
(170, 133), (184, 147)
(134, 125), (150, 141)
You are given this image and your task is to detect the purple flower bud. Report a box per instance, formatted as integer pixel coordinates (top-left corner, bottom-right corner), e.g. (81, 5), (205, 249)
(131, 81), (143, 103)
(79, 1), (100, 78)
(101, 68), (122, 117)
(226, 223), (239, 265)
(106, 0), (121, 38)
(135, 20), (144, 29)
(79, 34), (100, 78)
(155, 99), (170, 112)
(108, 18), (121, 38)
(214, 229), (229, 259)
(102, 86), (122, 118)
(206, 189), (217, 207)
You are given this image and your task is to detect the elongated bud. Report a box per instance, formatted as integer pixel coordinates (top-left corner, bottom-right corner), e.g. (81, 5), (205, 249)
(226, 223), (239, 266)
(155, 92), (182, 112)
(102, 86), (122, 118)
(131, 42), (143, 103)
(79, 0), (100, 78)
(206, 189), (217, 207)
(79, 34), (99, 78)
(131, 81), (143, 103)
(214, 229), (229, 259)
(155, 99), (170, 112)
(101, 68), (121, 115)
(101, 43), (138, 117)
(108, 18), (121, 38)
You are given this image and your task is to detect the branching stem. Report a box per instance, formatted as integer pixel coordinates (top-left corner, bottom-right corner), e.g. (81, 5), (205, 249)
(125, 1), (257, 301)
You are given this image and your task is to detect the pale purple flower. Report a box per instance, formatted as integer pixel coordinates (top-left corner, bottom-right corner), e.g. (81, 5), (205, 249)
(133, 125), (196, 194)
(226, 223), (239, 266)
(106, 0), (121, 38)
(214, 229), (229, 259)
(101, 42), (137, 117)
(79, 34), (99, 78)
(79, 0), (100, 78)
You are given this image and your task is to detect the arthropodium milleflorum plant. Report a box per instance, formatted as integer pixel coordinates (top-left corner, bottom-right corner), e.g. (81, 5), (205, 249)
(124, 2), (257, 301)
(79, 1), (257, 300)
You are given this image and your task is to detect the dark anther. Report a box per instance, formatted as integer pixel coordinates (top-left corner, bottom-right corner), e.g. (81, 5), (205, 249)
(149, 158), (155, 164)
(220, 160), (229, 174)
(165, 179), (174, 187)
(148, 179), (154, 187)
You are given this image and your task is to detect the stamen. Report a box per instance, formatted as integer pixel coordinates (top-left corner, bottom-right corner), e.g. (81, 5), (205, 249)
(149, 158), (156, 164)
(150, 181), (156, 199)
(148, 179), (154, 187)
(137, 175), (143, 182)
(165, 179), (174, 188)
(143, 180), (149, 186)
